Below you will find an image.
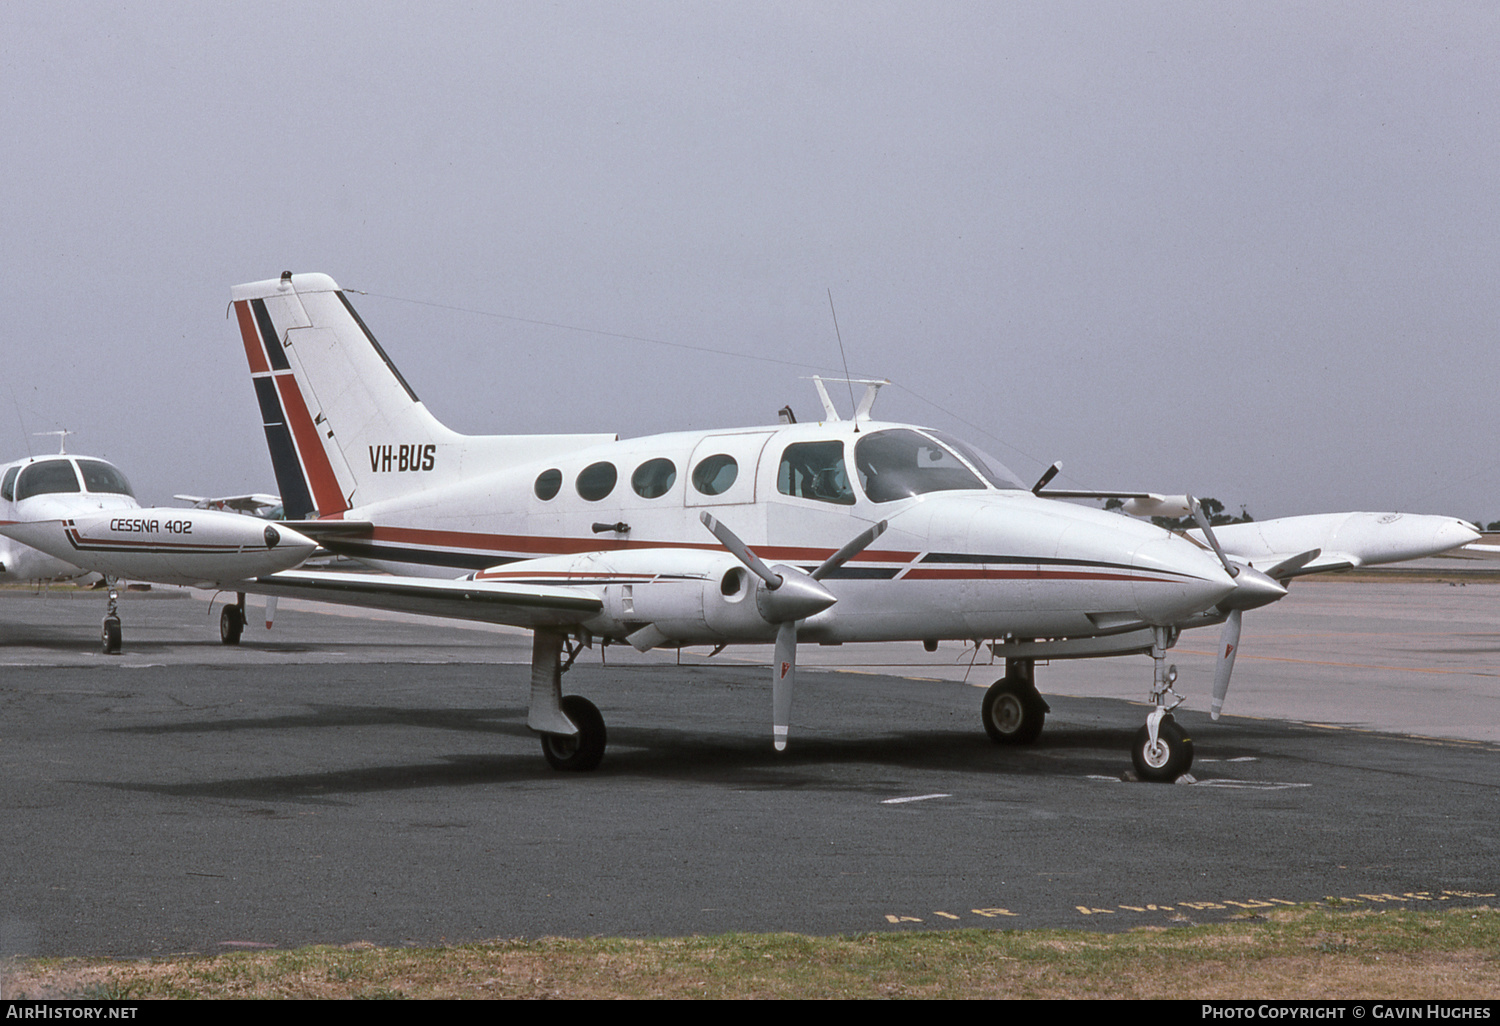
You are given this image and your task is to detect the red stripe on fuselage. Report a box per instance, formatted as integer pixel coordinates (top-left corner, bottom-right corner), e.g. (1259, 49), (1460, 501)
(233, 301), (270, 374)
(274, 374), (348, 516)
(364, 524), (917, 563)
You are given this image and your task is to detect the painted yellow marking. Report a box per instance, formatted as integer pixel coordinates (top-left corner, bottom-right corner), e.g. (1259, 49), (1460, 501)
(884, 915), (923, 924)
(1075, 906), (1115, 915)
(934, 912), (960, 920)
(971, 908), (1018, 918)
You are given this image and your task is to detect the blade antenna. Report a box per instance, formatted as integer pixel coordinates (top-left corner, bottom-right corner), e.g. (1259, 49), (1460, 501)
(827, 288), (859, 431)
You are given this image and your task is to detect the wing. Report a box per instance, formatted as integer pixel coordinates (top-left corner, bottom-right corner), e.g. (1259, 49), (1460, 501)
(230, 569), (603, 629)
(1189, 512), (1478, 576)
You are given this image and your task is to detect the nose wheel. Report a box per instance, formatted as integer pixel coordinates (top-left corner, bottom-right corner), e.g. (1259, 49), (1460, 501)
(100, 578), (122, 654)
(220, 596), (246, 645)
(1136, 626), (1193, 782)
(1132, 711), (1193, 782)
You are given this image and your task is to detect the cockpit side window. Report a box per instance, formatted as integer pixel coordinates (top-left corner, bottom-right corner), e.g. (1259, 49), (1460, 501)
(1, 466), (17, 502)
(15, 460), (82, 501)
(853, 429), (985, 503)
(77, 459), (135, 497)
(778, 441), (855, 505)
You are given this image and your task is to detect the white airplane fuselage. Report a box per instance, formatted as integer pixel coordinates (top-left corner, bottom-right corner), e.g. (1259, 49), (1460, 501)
(0, 454), (317, 588)
(322, 419), (1238, 648)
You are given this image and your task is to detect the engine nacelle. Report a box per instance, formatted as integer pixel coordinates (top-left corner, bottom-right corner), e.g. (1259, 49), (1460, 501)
(478, 548), (790, 646)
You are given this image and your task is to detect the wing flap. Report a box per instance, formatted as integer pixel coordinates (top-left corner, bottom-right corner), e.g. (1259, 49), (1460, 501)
(231, 569), (602, 629)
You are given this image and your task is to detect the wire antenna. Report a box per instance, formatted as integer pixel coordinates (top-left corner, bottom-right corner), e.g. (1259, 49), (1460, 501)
(826, 289), (859, 430)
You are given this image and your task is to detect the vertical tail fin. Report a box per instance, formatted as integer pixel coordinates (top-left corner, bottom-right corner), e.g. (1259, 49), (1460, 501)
(230, 272), (612, 518)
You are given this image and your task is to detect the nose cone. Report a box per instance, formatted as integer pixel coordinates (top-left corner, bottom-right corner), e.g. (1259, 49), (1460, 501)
(1218, 564), (1288, 612)
(1438, 518), (1482, 552)
(1131, 533), (1237, 625)
(267, 523), (318, 568)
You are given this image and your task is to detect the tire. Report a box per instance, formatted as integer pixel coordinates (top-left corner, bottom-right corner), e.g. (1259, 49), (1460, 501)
(540, 695), (607, 772)
(982, 676), (1046, 745)
(101, 617), (122, 655)
(220, 604), (244, 646)
(1132, 715), (1194, 782)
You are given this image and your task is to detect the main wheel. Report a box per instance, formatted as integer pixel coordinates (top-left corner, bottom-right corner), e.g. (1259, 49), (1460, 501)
(101, 617), (122, 655)
(220, 604), (244, 645)
(540, 695), (607, 772)
(1132, 715), (1194, 782)
(982, 676), (1047, 745)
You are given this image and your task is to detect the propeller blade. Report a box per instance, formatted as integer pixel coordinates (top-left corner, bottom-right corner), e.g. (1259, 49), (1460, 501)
(811, 520), (888, 581)
(773, 620), (797, 751)
(1188, 494), (1238, 578)
(1265, 548), (1322, 581)
(1211, 608), (1243, 720)
(264, 595), (278, 630)
(700, 512), (781, 588)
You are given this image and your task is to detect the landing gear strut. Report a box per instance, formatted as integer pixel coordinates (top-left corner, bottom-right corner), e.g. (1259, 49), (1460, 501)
(1133, 626), (1194, 782)
(530, 629), (606, 771)
(981, 658), (1049, 745)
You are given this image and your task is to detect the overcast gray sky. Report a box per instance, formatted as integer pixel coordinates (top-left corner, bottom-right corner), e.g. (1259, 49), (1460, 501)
(5, 2), (1498, 521)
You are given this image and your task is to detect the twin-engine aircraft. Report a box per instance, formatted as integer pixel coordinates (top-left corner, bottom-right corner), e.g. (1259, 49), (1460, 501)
(221, 271), (1475, 780)
(0, 449), (315, 652)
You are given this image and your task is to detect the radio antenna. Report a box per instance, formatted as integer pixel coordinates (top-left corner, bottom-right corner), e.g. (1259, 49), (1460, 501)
(826, 288), (859, 431)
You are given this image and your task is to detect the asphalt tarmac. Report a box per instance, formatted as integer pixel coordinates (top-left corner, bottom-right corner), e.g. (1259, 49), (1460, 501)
(0, 580), (1495, 958)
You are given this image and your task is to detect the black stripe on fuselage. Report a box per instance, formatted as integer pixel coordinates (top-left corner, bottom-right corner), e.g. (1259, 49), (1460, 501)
(323, 539), (515, 571)
(920, 552), (1187, 578)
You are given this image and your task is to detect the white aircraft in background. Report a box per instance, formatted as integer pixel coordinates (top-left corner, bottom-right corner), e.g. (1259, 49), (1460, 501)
(216, 271), (1475, 781)
(174, 492), (283, 519)
(0, 447), (316, 652)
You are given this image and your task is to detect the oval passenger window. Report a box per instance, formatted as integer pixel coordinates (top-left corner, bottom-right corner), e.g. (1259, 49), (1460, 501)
(534, 469), (563, 500)
(631, 458), (677, 499)
(691, 454), (738, 496)
(576, 462), (618, 501)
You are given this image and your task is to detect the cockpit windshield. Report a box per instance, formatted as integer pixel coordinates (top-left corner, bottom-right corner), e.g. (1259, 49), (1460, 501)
(853, 429), (983, 502)
(77, 459), (135, 496)
(14, 460), (81, 501)
(924, 431), (1027, 491)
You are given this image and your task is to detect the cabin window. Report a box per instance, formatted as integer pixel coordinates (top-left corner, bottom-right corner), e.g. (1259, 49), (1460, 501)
(77, 459), (135, 497)
(691, 454), (738, 496)
(1, 466), (17, 502)
(576, 461), (618, 501)
(777, 441), (855, 505)
(853, 429), (985, 503)
(534, 469), (562, 501)
(631, 458), (677, 499)
(14, 460), (82, 501)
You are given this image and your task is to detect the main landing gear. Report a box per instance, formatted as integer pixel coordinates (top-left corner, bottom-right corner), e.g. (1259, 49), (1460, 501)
(981, 638), (1195, 783)
(220, 593), (246, 645)
(530, 629), (607, 771)
(982, 660), (1049, 745)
